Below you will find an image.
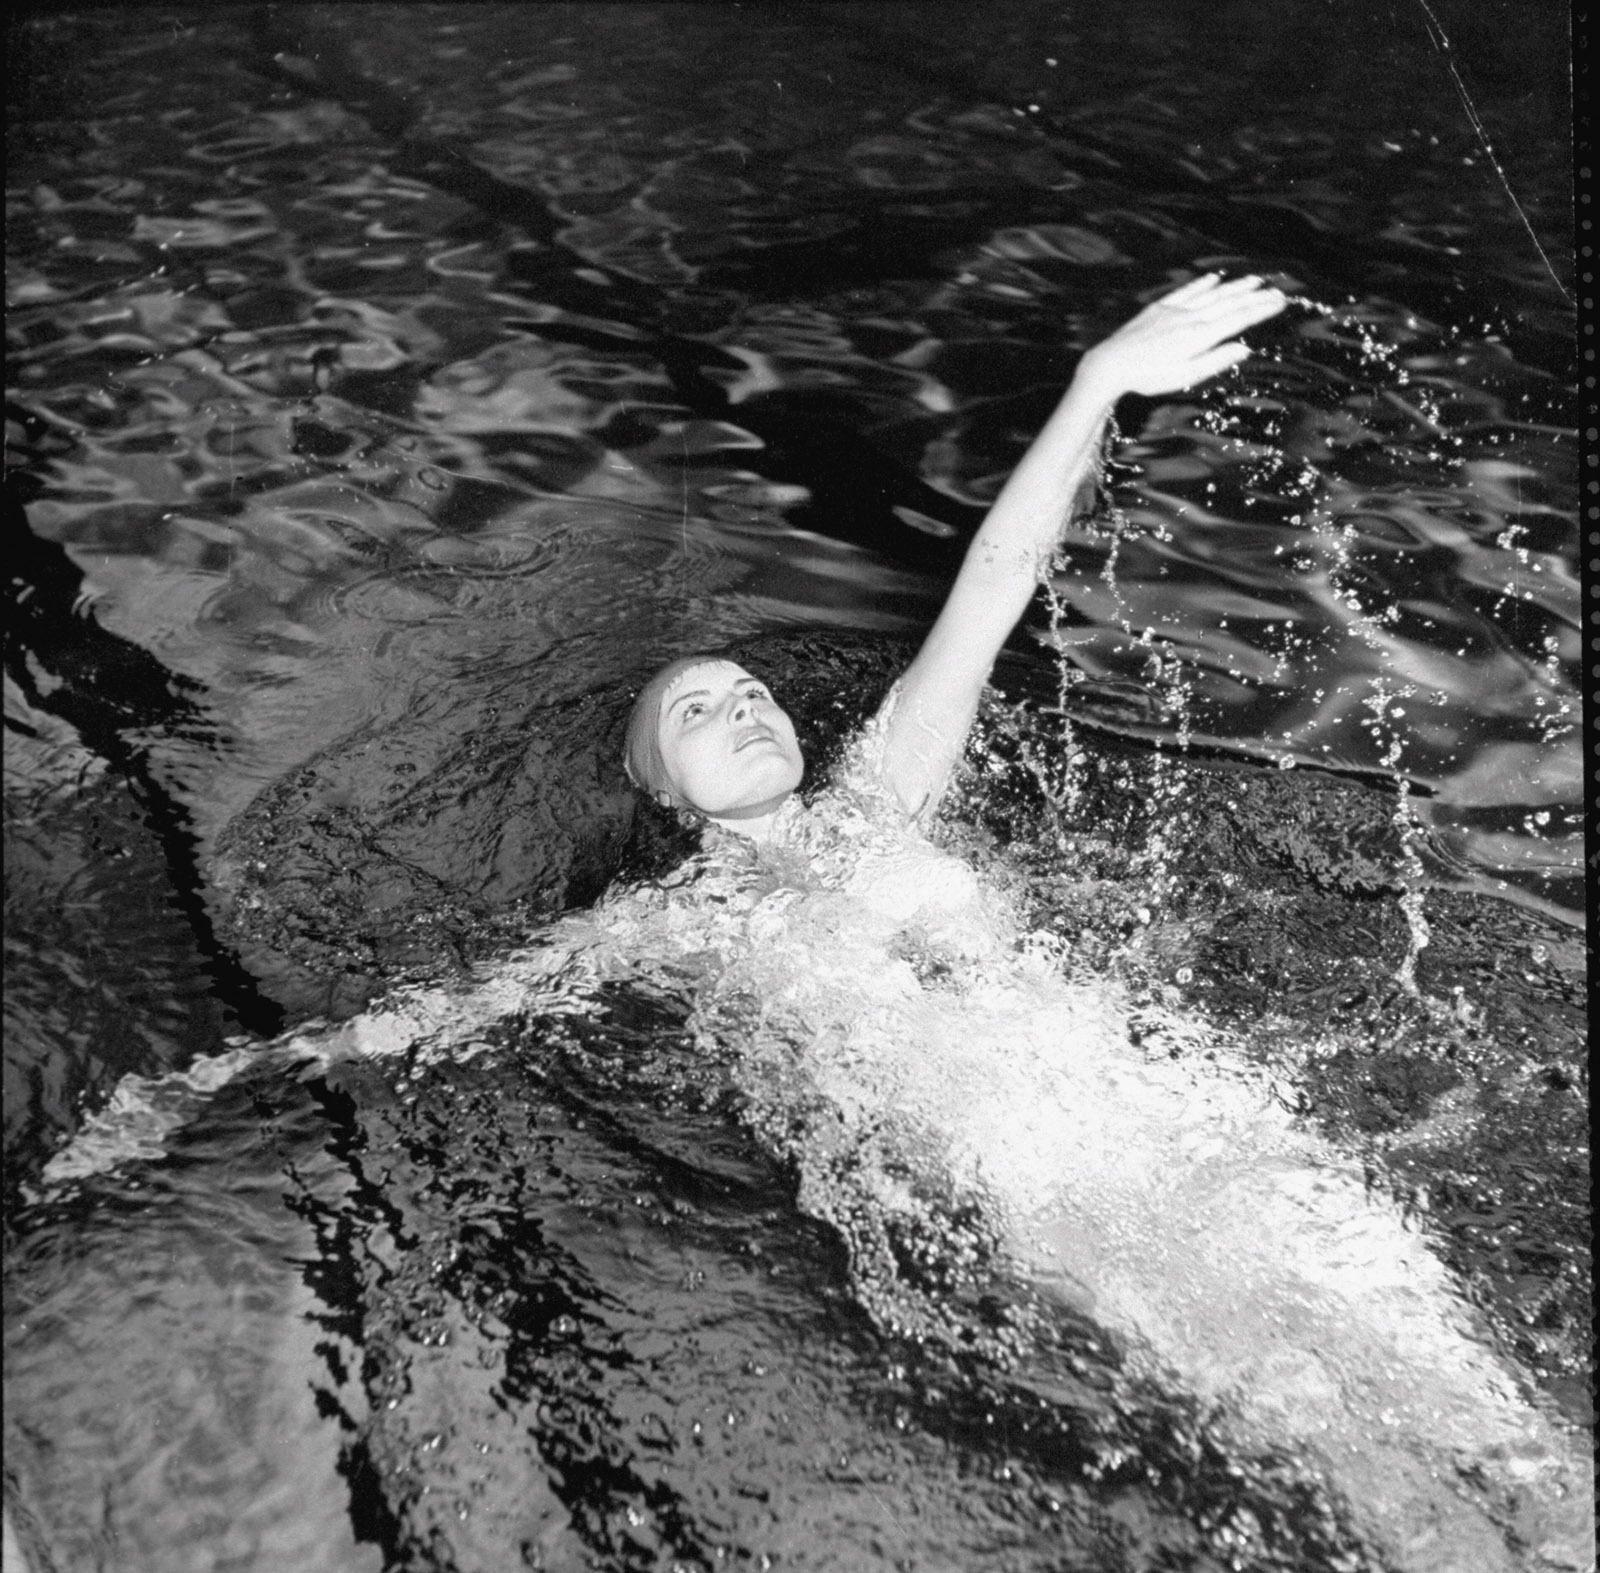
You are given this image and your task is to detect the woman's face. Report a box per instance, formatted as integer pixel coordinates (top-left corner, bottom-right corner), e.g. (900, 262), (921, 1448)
(654, 661), (803, 818)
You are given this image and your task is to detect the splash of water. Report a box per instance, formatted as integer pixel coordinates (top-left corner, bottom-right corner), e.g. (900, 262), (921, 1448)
(30, 756), (1594, 1570)
(1057, 287), (1575, 977)
(1041, 417), (1200, 919)
(1295, 458), (1433, 987)
(683, 785), (1588, 1572)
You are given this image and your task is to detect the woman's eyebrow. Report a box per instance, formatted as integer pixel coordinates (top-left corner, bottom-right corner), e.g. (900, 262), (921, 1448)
(665, 687), (712, 715)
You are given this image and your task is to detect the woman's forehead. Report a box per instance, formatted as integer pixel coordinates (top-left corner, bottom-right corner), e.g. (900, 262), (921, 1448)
(662, 659), (755, 698)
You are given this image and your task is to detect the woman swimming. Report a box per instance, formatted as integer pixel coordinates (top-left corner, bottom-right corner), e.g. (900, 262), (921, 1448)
(623, 272), (1287, 835)
(29, 275), (1591, 1572)
(598, 273), (1592, 1570)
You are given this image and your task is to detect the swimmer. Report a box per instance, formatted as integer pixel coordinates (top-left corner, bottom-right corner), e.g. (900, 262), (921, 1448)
(31, 270), (1588, 1573)
(614, 275), (1593, 1569)
(625, 273), (1287, 833)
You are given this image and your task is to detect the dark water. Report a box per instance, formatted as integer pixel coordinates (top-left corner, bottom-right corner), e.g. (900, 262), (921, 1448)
(3, 4), (1587, 1571)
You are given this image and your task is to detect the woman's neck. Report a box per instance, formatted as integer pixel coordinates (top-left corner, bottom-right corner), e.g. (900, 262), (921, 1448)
(705, 793), (795, 845)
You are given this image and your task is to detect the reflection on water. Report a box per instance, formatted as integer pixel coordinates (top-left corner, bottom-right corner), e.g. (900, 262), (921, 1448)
(4, 3), (1584, 1571)
(8, 5), (1578, 902)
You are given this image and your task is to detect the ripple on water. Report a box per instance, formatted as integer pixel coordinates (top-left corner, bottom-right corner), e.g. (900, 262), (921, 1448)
(5, 6), (1581, 1570)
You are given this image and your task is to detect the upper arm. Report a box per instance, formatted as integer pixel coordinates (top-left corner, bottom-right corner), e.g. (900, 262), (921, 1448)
(874, 530), (1063, 821)
(872, 369), (1114, 820)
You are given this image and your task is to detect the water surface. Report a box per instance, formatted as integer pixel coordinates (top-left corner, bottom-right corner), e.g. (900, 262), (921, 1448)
(4, 5), (1586, 1571)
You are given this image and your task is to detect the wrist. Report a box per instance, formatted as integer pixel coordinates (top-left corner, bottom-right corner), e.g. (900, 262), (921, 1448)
(1070, 348), (1128, 411)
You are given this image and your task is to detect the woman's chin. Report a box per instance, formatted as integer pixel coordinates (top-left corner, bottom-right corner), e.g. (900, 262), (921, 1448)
(695, 758), (803, 820)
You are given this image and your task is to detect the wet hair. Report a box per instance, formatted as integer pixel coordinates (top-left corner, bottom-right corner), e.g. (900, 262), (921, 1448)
(622, 655), (724, 805)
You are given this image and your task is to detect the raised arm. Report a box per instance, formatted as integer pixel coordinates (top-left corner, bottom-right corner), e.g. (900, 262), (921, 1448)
(876, 273), (1287, 820)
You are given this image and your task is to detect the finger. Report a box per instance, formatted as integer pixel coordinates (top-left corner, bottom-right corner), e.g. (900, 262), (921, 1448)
(1210, 273), (1269, 294)
(1192, 288), (1287, 335)
(1179, 342), (1252, 386)
(1160, 276), (1279, 323)
(1221, 291), (1289, 332)
(1155, 273), (1223, 307)
(1188, 272), (1259, 294)
(1185, 278), (1280, 316)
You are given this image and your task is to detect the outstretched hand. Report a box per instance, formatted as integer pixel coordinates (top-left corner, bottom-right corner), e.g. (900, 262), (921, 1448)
(1076, 274), (1287, 402)
(875, 270), (1285, 825)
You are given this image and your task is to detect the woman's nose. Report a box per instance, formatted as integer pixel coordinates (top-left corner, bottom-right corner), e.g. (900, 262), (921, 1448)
(729, 693), (752, 722)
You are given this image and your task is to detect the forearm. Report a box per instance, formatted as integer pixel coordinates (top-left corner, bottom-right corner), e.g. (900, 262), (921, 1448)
(935, 273), (1280, 630)
(948, 371), (1118, 619)
(912, 371), (1117, 694)
(879, 370), (1116, 818)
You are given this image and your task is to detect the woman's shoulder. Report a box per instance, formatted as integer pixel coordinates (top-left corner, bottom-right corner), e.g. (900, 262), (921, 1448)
(808, 683), (908, 822)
